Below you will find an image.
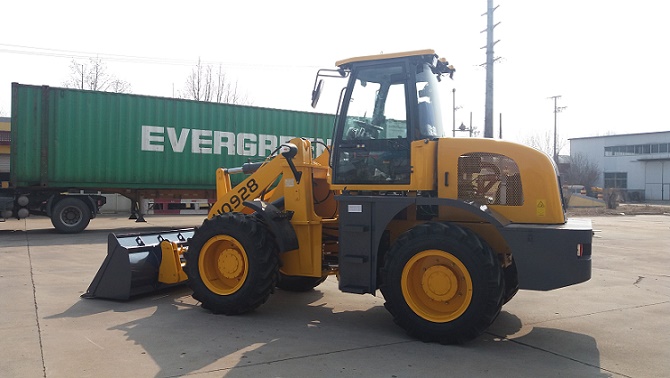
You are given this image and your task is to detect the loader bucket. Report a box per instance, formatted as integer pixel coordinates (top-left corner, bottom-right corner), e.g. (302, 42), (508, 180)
(82, 229), (194, 300)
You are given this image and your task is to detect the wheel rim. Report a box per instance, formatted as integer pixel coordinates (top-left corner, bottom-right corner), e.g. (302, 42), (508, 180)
(401, 250), (473, 322)
(60, 206), (82, 226)
(198, 235), (249, 295)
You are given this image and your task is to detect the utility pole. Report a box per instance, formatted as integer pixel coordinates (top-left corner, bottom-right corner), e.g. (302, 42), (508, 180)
(482, 0), (500, 138)
(452, 88), (462, 137)
(549, 95), (567, 165)
(499, 113), (502, 139)
(469, 112), (473, 137)
(452, 88), (456, 137)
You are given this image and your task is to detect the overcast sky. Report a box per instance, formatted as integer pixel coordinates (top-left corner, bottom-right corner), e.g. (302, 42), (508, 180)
(1, 1), (668, 153)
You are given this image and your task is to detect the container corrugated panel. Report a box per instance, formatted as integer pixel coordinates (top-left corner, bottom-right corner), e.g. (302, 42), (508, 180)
(10, 83), (335, 189)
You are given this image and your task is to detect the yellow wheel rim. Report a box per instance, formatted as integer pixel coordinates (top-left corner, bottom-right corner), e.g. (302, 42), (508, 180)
(198, 235), (249, 295)
(401, 250), (473, 322)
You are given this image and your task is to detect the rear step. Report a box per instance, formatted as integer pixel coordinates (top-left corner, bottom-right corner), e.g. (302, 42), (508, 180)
(82, 229), (194, 300)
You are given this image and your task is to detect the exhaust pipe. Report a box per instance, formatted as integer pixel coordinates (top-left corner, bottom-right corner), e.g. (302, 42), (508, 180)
(82, 229), (194, 300)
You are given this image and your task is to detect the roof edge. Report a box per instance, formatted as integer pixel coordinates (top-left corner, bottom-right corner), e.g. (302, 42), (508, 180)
(569, 130), (670, 140)
(336, 49), (436, 67)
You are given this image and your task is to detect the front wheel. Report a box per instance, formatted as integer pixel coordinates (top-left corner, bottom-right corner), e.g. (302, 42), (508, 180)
(185, 213), (279, 315)
(51, 197), (91, 233)
(380, 222), (503, 344)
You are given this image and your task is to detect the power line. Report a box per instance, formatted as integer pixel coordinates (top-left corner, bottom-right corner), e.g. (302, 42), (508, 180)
(0, 43), (198, 66)
(0, 43), (321, 70)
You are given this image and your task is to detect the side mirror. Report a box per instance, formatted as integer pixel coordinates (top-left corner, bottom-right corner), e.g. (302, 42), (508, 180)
(311, 79), (324, 108)
(432, 58), (456, 81)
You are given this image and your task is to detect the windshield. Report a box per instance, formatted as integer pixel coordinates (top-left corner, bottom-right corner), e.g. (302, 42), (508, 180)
(415, 63), (445, 138)
(340, 64), (407, 141)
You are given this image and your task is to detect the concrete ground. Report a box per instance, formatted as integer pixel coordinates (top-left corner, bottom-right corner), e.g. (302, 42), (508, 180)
(1, 214), (668, 378)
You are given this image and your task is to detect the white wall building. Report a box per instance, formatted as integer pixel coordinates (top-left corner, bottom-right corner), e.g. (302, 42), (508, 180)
(570, 131), (670, 201)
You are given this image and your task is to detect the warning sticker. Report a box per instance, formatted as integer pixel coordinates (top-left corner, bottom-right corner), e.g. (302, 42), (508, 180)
(536, 199), (546, 217)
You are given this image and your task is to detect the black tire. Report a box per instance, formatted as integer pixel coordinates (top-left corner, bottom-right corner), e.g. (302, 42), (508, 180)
(380, 222), (504, 344)
(51, 197), (91, 233)
(277, 272), (328, 292)
(502, 258), (519, 304)
(185, 213), (279, 315)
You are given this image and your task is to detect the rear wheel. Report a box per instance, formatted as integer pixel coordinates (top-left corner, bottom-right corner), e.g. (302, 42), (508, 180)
(185, 213), (279, 314)
(51, 197), (91, 233)
(380, 222), (503, 344)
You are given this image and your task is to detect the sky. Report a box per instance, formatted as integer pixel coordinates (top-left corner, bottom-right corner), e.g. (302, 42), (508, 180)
(1, 0), (669, 155)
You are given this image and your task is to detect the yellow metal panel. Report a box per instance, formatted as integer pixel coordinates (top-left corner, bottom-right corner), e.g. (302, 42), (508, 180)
(0, 120), (10, 132)
(536, 199), (547, 217)
(410, 140), (437, 190)
(158, 241), (188, 284)
(280, 139), (323, 277)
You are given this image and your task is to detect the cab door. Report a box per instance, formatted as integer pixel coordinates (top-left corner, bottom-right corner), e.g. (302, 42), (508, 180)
(331, 62), (412, 186)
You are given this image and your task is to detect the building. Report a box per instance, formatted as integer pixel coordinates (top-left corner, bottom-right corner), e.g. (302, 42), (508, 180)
(570, 131), (670, 201)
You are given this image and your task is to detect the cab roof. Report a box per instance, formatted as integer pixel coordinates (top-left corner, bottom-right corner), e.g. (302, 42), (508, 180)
(335, 49), (436, 68)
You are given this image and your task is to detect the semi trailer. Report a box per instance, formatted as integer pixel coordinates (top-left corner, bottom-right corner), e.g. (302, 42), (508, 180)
(1, 84), (334, 232)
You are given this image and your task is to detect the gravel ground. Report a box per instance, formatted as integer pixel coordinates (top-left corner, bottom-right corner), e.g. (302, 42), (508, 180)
(567, 202), (670, 217)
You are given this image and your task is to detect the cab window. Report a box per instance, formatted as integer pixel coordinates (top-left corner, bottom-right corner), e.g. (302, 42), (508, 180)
(341, 65), (407, 141)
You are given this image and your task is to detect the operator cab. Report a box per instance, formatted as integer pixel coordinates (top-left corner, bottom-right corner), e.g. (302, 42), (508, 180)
(316, 50), (454, 186)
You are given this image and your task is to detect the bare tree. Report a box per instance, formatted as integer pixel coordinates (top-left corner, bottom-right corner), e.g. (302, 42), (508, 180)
(181, 59), (250, 105)
(63, 57), (131, 93)
(563, 153), (600, 188)
(183, 58), (209, 101)
(523, 130), (567, 157)
(108, 79), (132, 94)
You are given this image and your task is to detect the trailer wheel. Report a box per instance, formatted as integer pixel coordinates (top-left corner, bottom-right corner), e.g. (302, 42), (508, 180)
(277, 272), (328, 292)
(185, 213), (279, 315)
(380, 222), (503, 344)
(51, 197), (91, 233)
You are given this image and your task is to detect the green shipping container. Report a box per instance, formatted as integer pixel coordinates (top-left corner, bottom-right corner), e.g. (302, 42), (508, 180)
(10, 83), (335, 190)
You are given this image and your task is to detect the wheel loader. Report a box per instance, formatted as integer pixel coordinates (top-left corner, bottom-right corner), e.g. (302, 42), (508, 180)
(84, 49), (592, 344)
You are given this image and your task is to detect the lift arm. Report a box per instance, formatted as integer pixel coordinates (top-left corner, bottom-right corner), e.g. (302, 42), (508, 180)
(208, 143), (301, 219)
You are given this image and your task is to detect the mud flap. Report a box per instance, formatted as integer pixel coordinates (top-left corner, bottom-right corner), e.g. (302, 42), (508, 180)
(82, 229), (194, 300)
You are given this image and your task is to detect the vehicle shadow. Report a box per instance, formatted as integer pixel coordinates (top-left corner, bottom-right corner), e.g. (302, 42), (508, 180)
(46, 286), (398, 377)
(46, 287), (610, 378)
(482, 311), (611, 377)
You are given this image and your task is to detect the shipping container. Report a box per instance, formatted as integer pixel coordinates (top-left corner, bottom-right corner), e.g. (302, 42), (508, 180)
(1, 83), (336, 232)
(10, 83), (335, 189)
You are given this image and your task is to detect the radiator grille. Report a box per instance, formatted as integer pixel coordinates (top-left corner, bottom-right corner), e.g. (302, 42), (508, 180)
(458, 152), (523, 206)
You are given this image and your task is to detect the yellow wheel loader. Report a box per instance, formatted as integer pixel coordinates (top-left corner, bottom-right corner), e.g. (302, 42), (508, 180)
(84, 50), (592, 344)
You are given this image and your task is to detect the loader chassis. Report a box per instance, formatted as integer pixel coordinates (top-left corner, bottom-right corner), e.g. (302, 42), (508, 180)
(337, 194), (591, 294)
(84, 49), (593, 344)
